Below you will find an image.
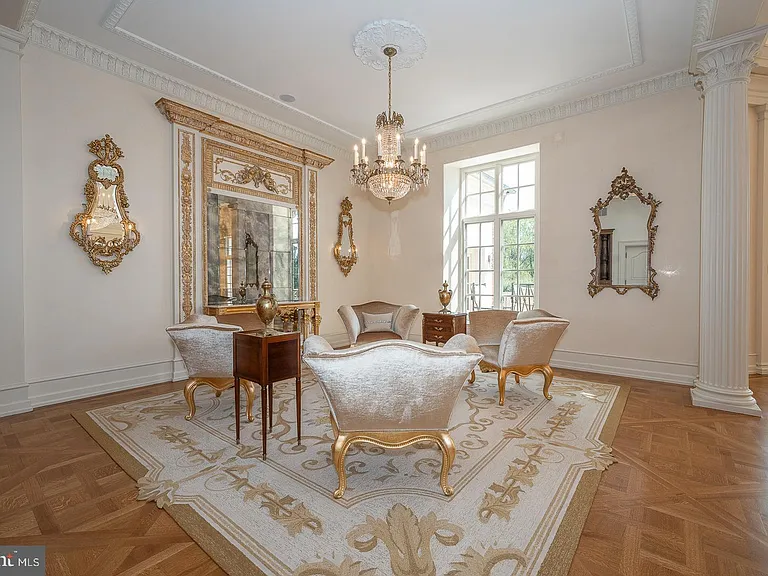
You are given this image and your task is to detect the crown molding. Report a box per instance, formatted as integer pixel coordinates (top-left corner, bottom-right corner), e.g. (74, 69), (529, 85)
(100, 0), (357, 142)
(424, 69), (695, 151)
(691, 0), (718, 47)
(0, 24), (26, 55)
(409, 0), (643, 136)
(28, 21), (351, 161)
(16, 0), (41, 40)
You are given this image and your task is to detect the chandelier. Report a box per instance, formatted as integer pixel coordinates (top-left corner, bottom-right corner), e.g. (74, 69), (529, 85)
(350, 46), (428, 204)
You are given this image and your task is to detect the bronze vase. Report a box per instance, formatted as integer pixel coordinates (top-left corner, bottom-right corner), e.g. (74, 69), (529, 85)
(438, 280), (453, 312)
(256, 278), (278, 329)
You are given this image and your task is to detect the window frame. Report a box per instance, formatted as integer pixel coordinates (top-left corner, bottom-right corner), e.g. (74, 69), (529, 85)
(457, 152), (540, 313)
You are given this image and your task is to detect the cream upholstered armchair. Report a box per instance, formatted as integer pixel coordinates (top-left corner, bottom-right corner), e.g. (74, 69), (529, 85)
(468, 309), (570, 404)
(303, 334), (482, 498)
(166, 314), (256, 422)
(337, 301), (419, 346)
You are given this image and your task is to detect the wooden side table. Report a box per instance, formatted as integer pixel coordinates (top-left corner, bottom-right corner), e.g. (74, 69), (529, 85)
(233, 330), (301, 460)
(422, 312), (467, 345)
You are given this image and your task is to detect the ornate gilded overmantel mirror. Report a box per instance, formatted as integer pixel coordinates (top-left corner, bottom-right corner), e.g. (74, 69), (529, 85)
(588, 168), (660, 299)
(334, 197), (358, 276)
(70, 134), (140, 274)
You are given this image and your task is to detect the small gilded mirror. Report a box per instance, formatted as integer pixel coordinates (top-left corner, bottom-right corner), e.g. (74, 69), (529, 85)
(588, 168), (660, 299)
(333, 196), (357, 276)
(70, 135), (140, 273)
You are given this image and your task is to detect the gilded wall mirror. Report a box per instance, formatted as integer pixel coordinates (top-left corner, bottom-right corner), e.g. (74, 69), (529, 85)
(588, 168), (660, 299)
(334, 196), (357, 276)
(70, 135), (140, 274)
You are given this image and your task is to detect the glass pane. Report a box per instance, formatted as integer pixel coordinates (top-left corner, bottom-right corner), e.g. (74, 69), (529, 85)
(519, 218), (535, 243)
(467, 272), (480, 292)
(466, 247), (479, 270)
(466, 223), (480, 247)
(480, 192), (495, 215)
(466, 172), (480, 195)
(519, 270), (534, 285)
(519, 161), (535, 186)
(480, 247), (494, 270)
(502, 245), (517, 270)
(480, 222), (494, 246)
(502, 270), (515, 293)
(501, 189), (517, 213)
(465, 194), (480, 218)
(502, 219), (517, 246)
(480, 271), (494, 294)
(480, 295), (494, 309)
(519, 244), (535, 270)
(481, 169), (495, 192)
(519, 186), (535, 211)
(502, 164), (518, 188)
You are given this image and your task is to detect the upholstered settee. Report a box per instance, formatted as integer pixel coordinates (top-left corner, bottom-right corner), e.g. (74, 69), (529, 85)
(468, 309), (570, 404)
(337, 301), (419, 346)
(303, 334), (482, 498)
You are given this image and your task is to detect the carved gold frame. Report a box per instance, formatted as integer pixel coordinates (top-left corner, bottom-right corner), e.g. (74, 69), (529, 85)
(588, 167), (661, 300)
(69, 134), (140, 274)
(333, 196), (358, 276)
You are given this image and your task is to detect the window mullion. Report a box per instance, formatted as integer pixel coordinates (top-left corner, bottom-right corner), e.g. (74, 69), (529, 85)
(494, 165), (502, 310)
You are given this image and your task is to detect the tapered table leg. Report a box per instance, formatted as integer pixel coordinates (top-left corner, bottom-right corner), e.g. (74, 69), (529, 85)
(296, 375), (301, 445)
(235, 376), (241, 445)
(260, 385), (267, 460)
(268, 383), (273, 431)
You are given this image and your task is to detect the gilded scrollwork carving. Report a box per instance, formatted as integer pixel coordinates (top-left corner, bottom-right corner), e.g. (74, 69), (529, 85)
(179, 131), (195, 321)
(334, 197), (358, 276)
(309, 169), (318, 300)
(70, 134), (140, 274)
(588, 167), (661, 299)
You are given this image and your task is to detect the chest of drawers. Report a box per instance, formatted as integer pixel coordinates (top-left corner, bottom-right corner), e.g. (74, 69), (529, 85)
(422, 312), (467, 345)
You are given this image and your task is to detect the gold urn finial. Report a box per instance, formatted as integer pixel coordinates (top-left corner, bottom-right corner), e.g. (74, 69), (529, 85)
(438, 280), (453, 313)
(256, 277), (278, 329)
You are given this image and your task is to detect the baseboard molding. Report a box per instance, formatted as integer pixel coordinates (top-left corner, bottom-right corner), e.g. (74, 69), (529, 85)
(757, 363), (768, 376)
(749, 353), (758, 375)
(27, 360), (177, 409)
(551, 349), (696, 386)
(172, 358), (189, 382)
(0, 382), (32, 418)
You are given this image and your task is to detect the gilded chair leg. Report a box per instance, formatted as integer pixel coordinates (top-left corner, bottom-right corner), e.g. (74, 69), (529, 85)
(184, 379), (200, 421)
(541, 365), (554, 400)
(332, 434), (351, 499)
(468, 370), (475, 384)
(498, 370), (510, 406)
(515, 374), (520, 384)
(437, 431), (456, 496)
(241, 380), (256, 422)
(214, 390), (222, 397)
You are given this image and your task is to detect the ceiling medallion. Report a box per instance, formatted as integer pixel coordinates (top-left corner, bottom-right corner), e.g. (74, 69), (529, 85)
(350, 46), (429, 204)
(353, 19), (427, 71)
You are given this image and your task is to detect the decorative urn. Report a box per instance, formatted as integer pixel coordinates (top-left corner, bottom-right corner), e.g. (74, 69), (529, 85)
(438, 280), (453, 312)
(256, 278), (278, 329)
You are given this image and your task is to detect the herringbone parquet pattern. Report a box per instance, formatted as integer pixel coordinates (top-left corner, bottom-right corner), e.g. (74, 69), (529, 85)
(0, 373), (764, 575)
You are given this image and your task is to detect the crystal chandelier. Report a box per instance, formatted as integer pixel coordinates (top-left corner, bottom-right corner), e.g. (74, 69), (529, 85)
(350, 46), (428, 204)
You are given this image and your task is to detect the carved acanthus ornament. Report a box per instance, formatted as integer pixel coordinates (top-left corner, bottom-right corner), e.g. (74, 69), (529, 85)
(179, 131), (195, 321)
(694, 40), (761, 93)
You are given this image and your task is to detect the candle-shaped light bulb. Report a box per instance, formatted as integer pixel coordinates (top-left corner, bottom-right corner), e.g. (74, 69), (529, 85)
(361, 138), (366, 159)
(414, 138), (419, 160)
(422, 144), (427, 165)
(354, 144), (359, 165)
(410, 156), (414, 164)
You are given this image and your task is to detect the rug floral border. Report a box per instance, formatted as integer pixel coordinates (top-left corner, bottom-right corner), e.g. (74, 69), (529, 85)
(73, 382), (629, 576)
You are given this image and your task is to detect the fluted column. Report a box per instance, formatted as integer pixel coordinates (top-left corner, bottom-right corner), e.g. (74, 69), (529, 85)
(691, 27), (768, 416)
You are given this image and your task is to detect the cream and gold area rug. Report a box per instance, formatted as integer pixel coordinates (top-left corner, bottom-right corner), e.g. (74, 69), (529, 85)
(75, 368), (627, 576)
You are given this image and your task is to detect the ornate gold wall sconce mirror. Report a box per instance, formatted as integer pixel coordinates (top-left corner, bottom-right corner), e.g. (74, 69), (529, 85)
(588, 168), (660, 299)
(70, 134), (140, 274)
(333, 196), (358, 276)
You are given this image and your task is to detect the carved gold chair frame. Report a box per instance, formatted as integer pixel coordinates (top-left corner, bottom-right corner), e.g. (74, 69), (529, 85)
(588, 167), (661, 299)
(69, 134), (140, 274)
(333, 196), (358, 276)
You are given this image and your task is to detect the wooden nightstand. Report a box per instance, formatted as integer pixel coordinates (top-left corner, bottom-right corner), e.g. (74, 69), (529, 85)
(422, 312), (467, 345)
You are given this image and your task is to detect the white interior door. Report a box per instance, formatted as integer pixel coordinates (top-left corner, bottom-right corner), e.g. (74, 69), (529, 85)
(623, 242), (648, 285)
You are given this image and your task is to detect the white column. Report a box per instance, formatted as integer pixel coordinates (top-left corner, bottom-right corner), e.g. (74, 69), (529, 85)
(0, 25), (28, 416)
(756, 105), (768, 374)
(691, 27), (768, 416)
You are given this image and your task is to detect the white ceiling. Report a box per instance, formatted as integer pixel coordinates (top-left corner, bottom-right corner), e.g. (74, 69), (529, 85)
(33, 0), (698, 149)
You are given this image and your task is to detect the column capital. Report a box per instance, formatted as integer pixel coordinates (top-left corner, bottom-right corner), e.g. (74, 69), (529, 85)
(0, 25), (25, 57)
(690, 25), (768, 93)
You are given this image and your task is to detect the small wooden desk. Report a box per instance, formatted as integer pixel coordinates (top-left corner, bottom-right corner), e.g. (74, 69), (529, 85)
(233, 330), (301, 459)
(422, 311), (467, 345)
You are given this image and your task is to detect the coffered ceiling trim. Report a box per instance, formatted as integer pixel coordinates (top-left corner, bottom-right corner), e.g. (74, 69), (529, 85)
(424, 68), (695, 151)
(691, 0), (718, 46)
(28, 21), (351, 161)
(100, 0), (357, 141)
(409, 0), (643, 135)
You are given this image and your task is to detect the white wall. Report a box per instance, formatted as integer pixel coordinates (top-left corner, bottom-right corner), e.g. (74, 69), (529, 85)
(7, 45), (366, 412)
(0, 28), (27, 415)
(368, 88), (703, 384)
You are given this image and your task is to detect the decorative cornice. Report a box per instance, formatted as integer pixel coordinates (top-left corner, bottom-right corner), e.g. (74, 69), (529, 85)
(424, 69), (695, 151)
(16, 0), (41, 40)
(691, 0), (718, 47)
(690, 25), (768, 92)
(28, 21), (349, 161)
(100, 0), (357, 142)
(156, 99), (334, 169)
(410, 0), (643, 136)
(0, 24), (25, 55)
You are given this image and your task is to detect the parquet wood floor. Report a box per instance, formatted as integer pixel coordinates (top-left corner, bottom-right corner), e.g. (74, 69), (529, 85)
(0, 373), (765, 575)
